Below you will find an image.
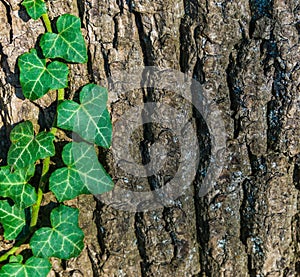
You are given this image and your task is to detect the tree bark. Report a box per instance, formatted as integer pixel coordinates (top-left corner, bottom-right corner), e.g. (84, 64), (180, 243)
(0, 0), (299, 276)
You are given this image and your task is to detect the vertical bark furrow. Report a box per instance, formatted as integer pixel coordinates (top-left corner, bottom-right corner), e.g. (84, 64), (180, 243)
(116, 0), (124, 15)
(240, 146), (268, 275)
(129, 11), (160, 271)
(94, 201), (108, 264)
(264, 36), (286, 151)
(112, 14), (119, 49)
(0, 0), (13, 43)
(179, 16), (192, 73)
(192, 62), (211, 276)
(86, 47), (96, 83)
(193, 192), (211, 276)
(101, 45), (112, 79)
(292, 155), (300, 275)
(249, 0), (274, 37)
(133, 11), (155, 66)
(134, 212), (150, 277)
(178, 4), (212, 271)
(225, 31), (252, 138)
(76, 0), (85, 26)
(125, 2), (201, 275)
(0, 43), (14, 86)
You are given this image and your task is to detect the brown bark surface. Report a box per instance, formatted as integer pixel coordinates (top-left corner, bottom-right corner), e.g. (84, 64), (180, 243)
(0, 0), (300, 276)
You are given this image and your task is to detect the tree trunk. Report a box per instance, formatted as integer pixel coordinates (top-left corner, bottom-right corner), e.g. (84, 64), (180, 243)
(1, 0), (299, 276)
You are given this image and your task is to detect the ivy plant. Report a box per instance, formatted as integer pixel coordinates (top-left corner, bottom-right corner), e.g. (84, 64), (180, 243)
(0, 1), (114, 275)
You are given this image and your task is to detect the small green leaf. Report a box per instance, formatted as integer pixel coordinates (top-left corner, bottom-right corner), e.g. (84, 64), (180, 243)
(57, 84), (112, 148)
(30, 205), (84, 259)
(9, 255), (23, 263)
(40, 14), (87, 63)
(22, 0), (47, 20)
(49, 142), (113, 201)
(7, 121), (55, 169)
(0, 200), (26, 240)
(0, 165), (37, 208)
(0, 256), (51, 277)
(18, 49), (69, 100)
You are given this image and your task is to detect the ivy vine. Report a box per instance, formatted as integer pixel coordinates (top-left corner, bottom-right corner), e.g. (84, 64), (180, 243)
(0, 0), (113, 275)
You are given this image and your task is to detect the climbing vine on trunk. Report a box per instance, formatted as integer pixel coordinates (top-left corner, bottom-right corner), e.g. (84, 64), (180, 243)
(0, 1), (113, 275)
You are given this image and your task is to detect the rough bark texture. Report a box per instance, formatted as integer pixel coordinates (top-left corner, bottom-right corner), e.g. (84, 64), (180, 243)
(0, 0), (300, 276)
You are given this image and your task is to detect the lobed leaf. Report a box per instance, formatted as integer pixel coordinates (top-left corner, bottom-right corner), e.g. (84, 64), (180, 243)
(18, 49), (69, 100)
(57, 84), (112, 148)
(49, 142), (113, 201)
(40, 14), (88, 63)
(22, 0), (47, 20)
(7, 121), (55, 169)
(0, 201), (26, 240)
(0, 165), (37, 208)
(0, 256), (51, 277)
(9, 255), (23, 263)
(30, 205), (84, 259)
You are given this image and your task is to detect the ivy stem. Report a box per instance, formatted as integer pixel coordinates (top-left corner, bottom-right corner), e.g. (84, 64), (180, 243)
(30, 88), (65, 227)
(39, 88), (64, 182)
(23, 9), (55, 243)
(0, 6), (67, 264)
(0, 231), (33, 262)
(0, 88), (65, 262)
(30, 188), (43, 229)
(58, 88), (65, 102)
(30, 7), (65, 231)
(42, 13), (52, 33)
(0, 10), (56, 264)
(0, 246), (19, 262)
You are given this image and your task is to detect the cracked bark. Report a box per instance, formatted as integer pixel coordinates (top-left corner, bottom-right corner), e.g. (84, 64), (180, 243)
(0, 0), (300, 276)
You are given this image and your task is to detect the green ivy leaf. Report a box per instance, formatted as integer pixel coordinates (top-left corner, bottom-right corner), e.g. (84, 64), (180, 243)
(0, 165), (37, 208)
(30, 205), (84, 259)
(0, 256), (51, 277)
(7, 121), (55, 169)
(40, 14), (88, 63)
(18, 49), (69, 100)
(9, 255), (23, 263)
(57, 84), (112, 148)
(0, 200), (26, 240)
(49, 142), (113, 202)
(22, 0), (47, 20)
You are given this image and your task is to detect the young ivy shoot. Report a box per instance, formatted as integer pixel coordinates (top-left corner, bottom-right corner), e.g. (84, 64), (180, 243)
(0, 1), (113, 275)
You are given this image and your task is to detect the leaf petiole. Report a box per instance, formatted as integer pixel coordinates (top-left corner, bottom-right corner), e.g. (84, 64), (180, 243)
(30, 188), (43, 230)
(58, 88), (65, 103)
(0, 246), (19, 262)
(39, 87), (65, 184)
(0, 231), (32, 262)
(41, 13), (52, 33)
